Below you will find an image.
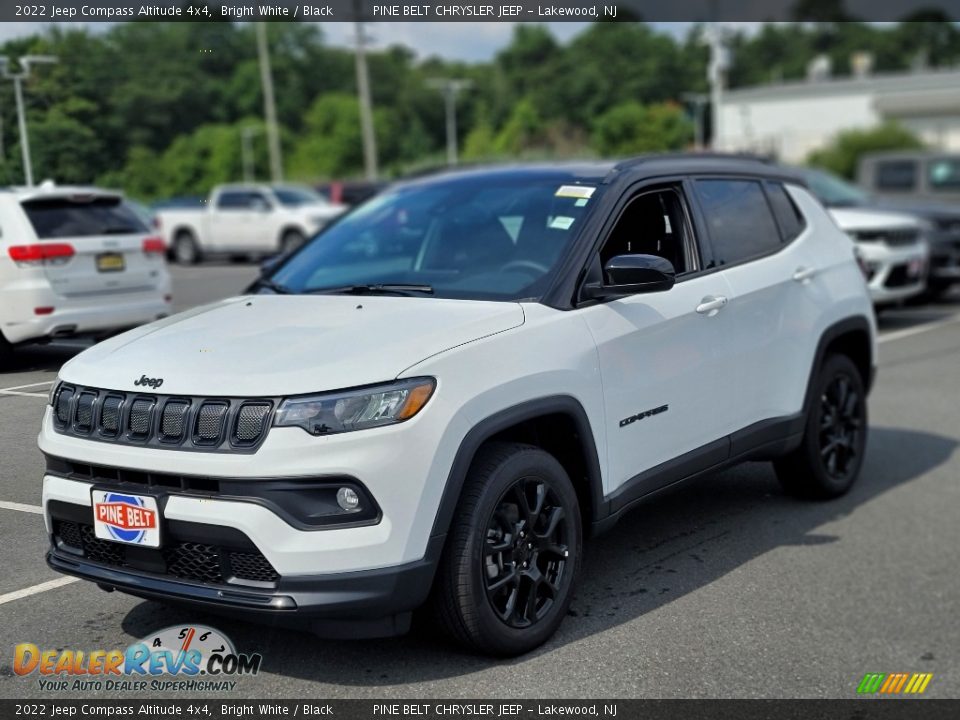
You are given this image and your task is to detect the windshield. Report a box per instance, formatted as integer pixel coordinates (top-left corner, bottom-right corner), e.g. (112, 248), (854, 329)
(268, 176), (600, 301)
(273, 186), (328, 207)
(803, 168), (871, 207)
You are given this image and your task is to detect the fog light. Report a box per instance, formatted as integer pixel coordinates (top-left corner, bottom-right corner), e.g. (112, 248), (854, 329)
(336, 487), (360, 512)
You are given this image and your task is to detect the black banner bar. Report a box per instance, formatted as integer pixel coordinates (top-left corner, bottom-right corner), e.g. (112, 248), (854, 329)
(1, 700), (959, 720)
(0, 0), (958, 23)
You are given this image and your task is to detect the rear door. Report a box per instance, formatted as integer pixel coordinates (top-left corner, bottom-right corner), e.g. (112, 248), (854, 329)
(691, 177), (819, 432)
(20, 192), (165, 298)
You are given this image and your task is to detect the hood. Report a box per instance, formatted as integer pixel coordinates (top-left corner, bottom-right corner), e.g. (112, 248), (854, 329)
(60, 295), (524, 396)
(829, 207), (921, 233)
(873, 197), (960, 220)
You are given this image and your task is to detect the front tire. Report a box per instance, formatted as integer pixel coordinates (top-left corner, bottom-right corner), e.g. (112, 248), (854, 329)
(775, 354), (868, 499)
(433, 442), (582, 656)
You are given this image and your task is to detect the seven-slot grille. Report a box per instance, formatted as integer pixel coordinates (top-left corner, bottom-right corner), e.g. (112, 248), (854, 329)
(853, 228), (920, 247)
(52, 383), (276, 453)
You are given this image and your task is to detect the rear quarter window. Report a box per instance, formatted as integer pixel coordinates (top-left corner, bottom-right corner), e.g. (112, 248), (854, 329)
(22, 197), (148, 239)
(694, 179), (782, 265)
(765, 182), (807, 242)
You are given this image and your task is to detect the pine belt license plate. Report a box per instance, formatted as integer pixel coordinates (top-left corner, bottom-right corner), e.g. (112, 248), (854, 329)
(96, 252), (125, 273)
(91, 490), (161, 547)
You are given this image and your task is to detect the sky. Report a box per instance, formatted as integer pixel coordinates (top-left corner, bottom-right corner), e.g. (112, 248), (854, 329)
(0, 21), (668, 61)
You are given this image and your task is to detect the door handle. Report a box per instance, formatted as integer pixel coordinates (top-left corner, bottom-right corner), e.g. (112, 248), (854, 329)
(696, 295), (728, 316)
(793, 266), (818, 283)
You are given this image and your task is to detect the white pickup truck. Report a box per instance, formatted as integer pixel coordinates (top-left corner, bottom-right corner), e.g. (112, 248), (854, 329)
(156, 184), (346, 264)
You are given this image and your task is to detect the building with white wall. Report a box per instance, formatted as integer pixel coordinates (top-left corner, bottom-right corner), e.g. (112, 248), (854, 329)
(716, 66), (960, 162)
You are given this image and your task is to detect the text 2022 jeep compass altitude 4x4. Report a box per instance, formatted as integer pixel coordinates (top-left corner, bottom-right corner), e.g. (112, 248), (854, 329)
(40, 156), (876, 656)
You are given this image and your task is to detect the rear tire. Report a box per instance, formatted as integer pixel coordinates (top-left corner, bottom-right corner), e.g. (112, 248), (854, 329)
(0, 332), (14, 371)
(280, 229), (306, 255)
(775, 354), (868, 499)
(172, 232), (201, 265)
(433, 442), (582, 656)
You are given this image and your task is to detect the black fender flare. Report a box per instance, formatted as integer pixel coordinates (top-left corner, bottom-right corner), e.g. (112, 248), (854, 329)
(802, 315), (875, 417)
(428, 395), (605, 540)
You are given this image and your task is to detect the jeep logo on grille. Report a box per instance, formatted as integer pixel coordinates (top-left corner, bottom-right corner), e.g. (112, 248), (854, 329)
(134, 375), (164, 389)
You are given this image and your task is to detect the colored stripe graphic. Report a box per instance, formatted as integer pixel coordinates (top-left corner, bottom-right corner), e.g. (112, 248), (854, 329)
(858, 672), (933, 694)
(858, 673), (886, 694)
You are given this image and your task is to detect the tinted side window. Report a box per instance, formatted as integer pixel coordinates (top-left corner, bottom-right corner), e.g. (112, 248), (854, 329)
(765, 182), (806, 242)
(217, 191), (252, 209)
(694, 179), (781, 265)
(875, 160), (917, 191)
(928, 158), (960, 190)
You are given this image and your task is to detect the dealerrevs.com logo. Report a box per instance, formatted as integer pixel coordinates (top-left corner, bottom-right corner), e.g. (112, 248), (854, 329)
(14, 625), (262, 692)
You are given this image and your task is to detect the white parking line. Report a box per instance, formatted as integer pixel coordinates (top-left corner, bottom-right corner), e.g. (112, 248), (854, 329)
(0, 380), (53, 399)
(0, 390), (48, 398)
(0, 500), (44, 515)
(0, 577), (78, 606)
(0, 381), (54, 391)
(878, 312), (960, 344)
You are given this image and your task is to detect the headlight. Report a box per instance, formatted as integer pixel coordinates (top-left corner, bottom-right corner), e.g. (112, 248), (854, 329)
(48, 380), (61, 406)
(273, 377), (435, 435)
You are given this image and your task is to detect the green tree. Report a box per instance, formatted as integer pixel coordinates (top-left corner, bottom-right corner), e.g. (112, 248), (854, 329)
(592, 101), (692, 157)
(806, 123), (925, 179)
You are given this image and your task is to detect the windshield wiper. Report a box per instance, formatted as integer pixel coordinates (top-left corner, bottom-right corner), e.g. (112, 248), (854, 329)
(306, 283), (435, 296)
(254, 277), (293, 294)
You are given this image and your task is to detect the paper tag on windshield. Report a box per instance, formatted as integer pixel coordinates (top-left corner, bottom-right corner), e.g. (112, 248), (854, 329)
(549, 216), (576, 230)
(555, 185), (596, 200)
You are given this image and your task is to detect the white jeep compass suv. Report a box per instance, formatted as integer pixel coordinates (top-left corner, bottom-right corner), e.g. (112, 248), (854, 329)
(39, 157), (876, 656)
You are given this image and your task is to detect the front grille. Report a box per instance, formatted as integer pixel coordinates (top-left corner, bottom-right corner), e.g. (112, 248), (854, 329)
(128, 398), (154, 437)
(854, 228), (920, 247)
(195, 402), (228, 444)
(51, 384), (275, 453)
(229, 551), (280, 583)
(52, 520), (279, 588)
(160, 400), (190, 442)
(235, 404), (271, 444)
(164, 541), (223, 584)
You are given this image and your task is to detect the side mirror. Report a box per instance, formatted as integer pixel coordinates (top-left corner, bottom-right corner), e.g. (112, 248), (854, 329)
(584, 254), (676, 299)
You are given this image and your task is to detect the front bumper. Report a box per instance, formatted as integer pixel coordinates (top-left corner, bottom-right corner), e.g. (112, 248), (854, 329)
(44, 484), (443, 637)
(858, 242), (928, 305)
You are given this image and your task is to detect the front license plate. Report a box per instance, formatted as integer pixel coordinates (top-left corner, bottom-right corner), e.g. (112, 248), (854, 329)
(96, 252), (125, 273)
(91, 490), (161, 547)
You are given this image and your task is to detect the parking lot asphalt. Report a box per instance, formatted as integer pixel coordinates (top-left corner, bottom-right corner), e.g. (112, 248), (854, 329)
(1, 263), (958, 699)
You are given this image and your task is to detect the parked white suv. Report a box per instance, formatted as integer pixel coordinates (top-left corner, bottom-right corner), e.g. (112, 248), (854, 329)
(40, 158), (876, 656)
(156, 183), (346, 264)
(1, 185), (172, 368)
(801, 168), (929, 306)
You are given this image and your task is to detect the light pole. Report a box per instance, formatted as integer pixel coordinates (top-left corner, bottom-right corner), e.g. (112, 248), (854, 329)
(352, 7), (378, 180)
(704, 25), (730, 151)
(255, 23), (283, 182)
(428, 78), (473, 166)
(682, 93), (709, 150)
(241, 126), (262, 182)
(0, 55), (58, 187)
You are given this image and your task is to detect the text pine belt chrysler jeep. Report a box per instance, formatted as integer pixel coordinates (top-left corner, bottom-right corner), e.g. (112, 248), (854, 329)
(40, 157), (877, 656)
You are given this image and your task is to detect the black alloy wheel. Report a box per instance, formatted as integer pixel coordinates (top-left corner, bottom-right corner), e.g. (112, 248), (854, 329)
(482, 477), (571, 629)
